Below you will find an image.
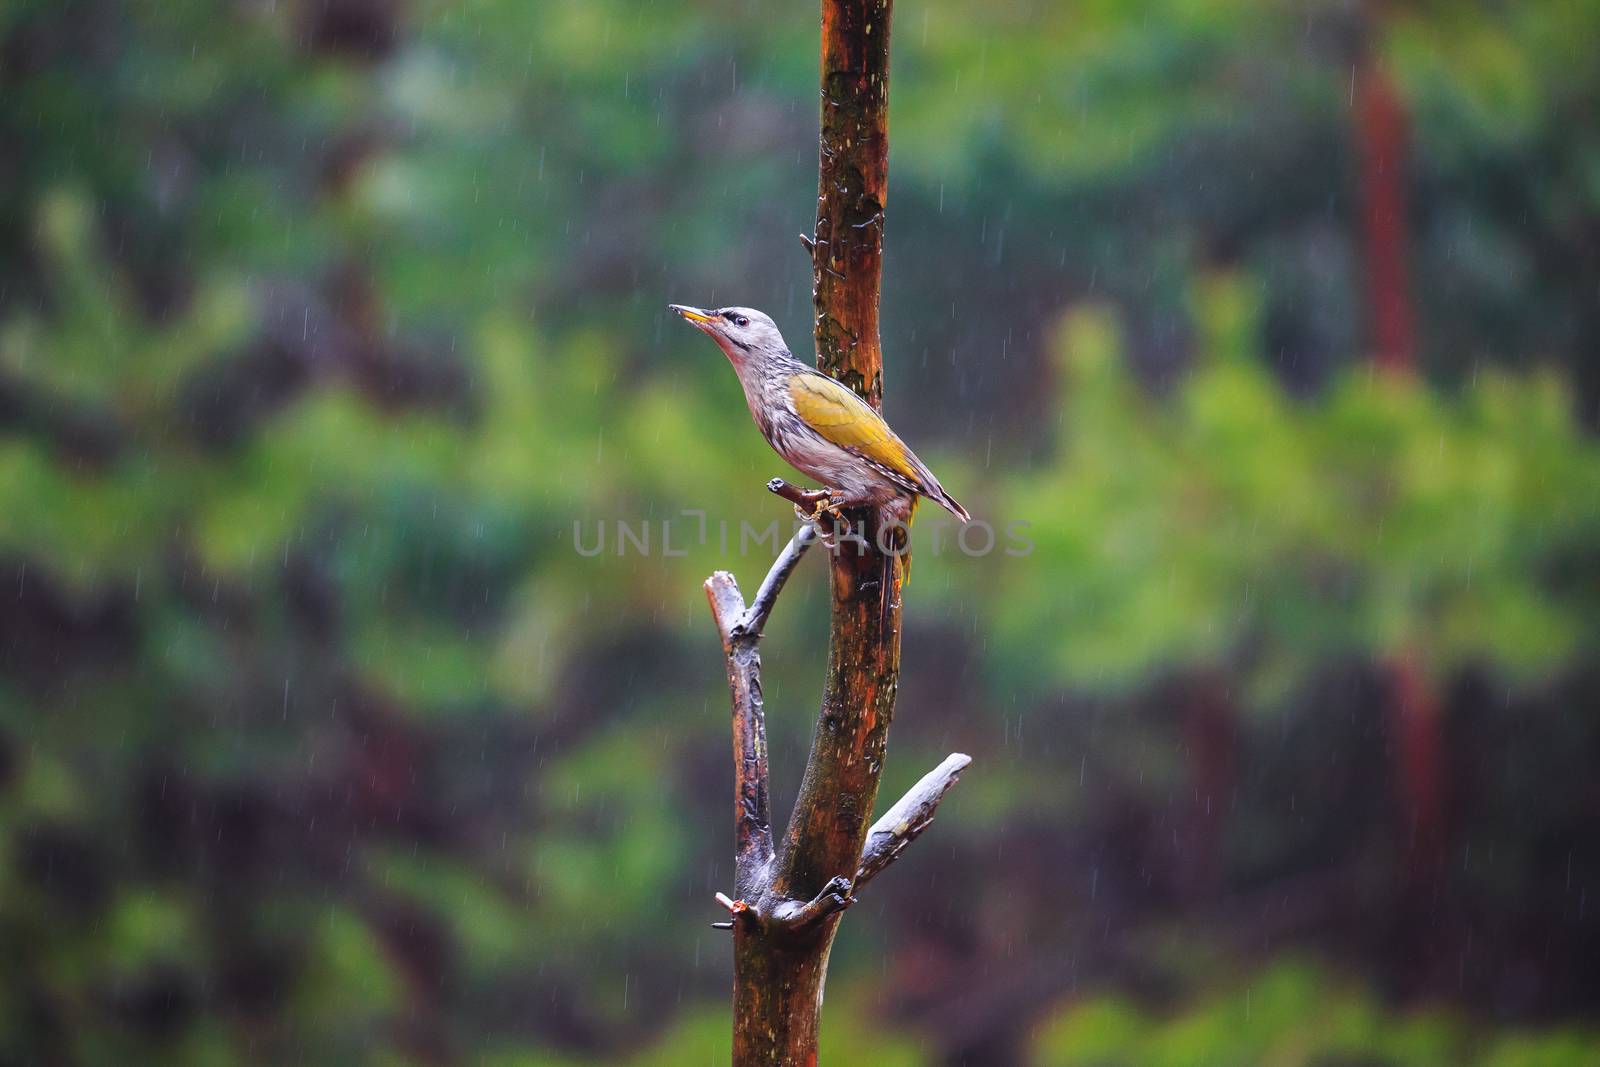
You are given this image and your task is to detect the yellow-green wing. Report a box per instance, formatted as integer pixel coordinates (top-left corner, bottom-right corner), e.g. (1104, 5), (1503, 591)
(788, 371), (922, 486)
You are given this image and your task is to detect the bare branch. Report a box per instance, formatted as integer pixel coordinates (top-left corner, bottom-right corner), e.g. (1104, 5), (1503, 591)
(766, 477), (831, 514)
(767, 875), (856, 931)
(705, 571), (748, 649)
(738, 523), (819, 639)
(854, 753), (972, 891)
(705, 523), (821, 900)
(705, 571), (773, 894)
(714, 891), (759, 929)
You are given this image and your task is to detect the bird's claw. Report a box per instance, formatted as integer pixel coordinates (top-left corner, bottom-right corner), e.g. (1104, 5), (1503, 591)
(802, 487), (836, 513)
(813, 488), (850, 524)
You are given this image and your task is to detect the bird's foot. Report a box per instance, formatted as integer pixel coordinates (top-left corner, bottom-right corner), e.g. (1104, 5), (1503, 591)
(816, 500), (846, 524)
(766, 479), (856, 545)
(767, 479), (834, 516)
(807, 497), (844, 548)
(819, 490), (880, 528)
(801, 488), (836, 516)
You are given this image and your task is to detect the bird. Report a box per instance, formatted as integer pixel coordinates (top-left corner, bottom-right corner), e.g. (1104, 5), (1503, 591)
(668, 303), (968, 605)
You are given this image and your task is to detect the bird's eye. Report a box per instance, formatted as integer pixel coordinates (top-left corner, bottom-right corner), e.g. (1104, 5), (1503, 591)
(734, 315), (750, 327)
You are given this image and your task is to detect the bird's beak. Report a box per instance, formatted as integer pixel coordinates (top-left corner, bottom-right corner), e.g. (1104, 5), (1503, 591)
(668, 304), (718, 330)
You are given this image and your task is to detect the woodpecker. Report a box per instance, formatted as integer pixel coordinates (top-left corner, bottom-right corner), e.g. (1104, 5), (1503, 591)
(669, 303), (968, 606)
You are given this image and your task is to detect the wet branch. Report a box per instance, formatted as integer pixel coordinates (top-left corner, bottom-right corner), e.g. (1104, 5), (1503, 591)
(741, 524), (819, 638)
(705, 528), (821, 897)
(707, 3), (977, 1063)
(706, 530), (970, 932)
(768, 875), (856, 930)
(708, 501), (976, 1062)
(855, 753), (973, 891)
(766, 476), (832, 517)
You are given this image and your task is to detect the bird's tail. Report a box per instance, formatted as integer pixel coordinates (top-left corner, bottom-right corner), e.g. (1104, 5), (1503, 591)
(878, 497), (917, 630)
(929, 487), (970, 524)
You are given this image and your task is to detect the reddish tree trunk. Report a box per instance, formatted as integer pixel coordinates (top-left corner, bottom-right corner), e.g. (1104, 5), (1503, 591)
(1350, 16), (1452, 980)
(1354, 53), (1416, 372)
(733, 6), (897, 1060)
(1389, 650), (1446, 879)
(701, 4), (967, 1063)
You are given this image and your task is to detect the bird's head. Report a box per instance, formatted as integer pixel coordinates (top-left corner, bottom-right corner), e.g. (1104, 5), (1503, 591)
(668, 304), (790, 364)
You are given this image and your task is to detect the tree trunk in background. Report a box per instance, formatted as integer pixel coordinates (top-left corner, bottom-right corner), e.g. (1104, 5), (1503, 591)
(1351, 5), (1450, 985)
(1354, 37), (1416, 373)
(1390, 649), (1446, 883)
(1178, 668), (1236, 905)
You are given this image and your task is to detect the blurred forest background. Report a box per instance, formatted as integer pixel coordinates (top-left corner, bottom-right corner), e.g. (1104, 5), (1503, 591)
(3, 0), (1599, 1064)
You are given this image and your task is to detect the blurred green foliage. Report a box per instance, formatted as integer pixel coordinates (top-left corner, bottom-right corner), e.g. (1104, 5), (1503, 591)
(2, 0), (1599, 1065)
(992, 279), (1600, 692)
(1034, 960), (1600, 1067)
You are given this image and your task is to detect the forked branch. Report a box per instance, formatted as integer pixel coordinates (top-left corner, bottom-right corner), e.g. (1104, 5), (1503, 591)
(705, 519), (971, 935)
(705, 526), (821, 897)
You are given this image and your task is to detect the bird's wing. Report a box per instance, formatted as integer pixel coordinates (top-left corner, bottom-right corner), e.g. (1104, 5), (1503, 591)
(788, 371), (924, 488)
(789, 370), (972, 522)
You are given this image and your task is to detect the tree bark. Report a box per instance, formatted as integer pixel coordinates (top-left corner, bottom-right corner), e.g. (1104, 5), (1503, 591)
(811, 0), (892, 407)
(707, 515), (967, 1065)
(752, 5), (897, 1056)
(1349, 5), (1452, 992)
(700, 4), (972, 1063)
(1354, 52), (1415, 373)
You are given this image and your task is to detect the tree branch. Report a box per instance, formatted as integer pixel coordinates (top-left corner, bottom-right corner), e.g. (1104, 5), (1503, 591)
(705, 572), (748, 649)
(738, 523), (819, 640)
(705, 528), (820, 899)
(768, 875), (856, 930)
(855, 752), (972, 891)
(766, 476), (831, 516)
(718, 5), (983, 1063)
